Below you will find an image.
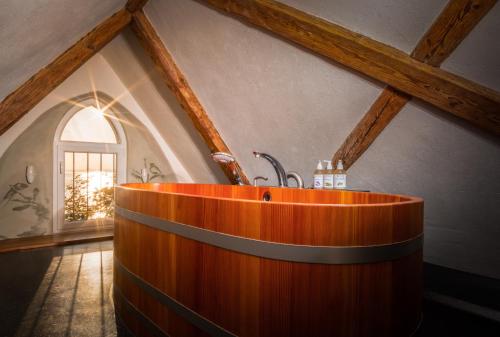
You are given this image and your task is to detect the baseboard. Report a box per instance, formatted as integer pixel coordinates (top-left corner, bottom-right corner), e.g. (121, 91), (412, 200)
(0, 227), (113, 253)
(424, 262), (500, 322)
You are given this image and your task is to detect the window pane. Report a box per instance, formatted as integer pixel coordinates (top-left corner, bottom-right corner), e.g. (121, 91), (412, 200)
(113, 154), (117, 185)
(60, 106), (117, 143)
(88, 152), (102, 195)
(64, 152), (74, 211)
(74, 152), (87, 176)
(64, 152), (73, 192)
(88, 153), (100, 173)
(64, 152), (73, 172)
(102, 153), (114, 174)
(64, 152), (88, 222)
(89, 153), (115, 220)
(64, 151), (116, 224)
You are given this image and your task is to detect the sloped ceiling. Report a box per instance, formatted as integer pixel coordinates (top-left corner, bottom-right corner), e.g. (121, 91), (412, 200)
(280, 0), (448, 53)
(0, 0), (126, 101)
(100, 28), (227, 183)
(441, 3), (500, 91)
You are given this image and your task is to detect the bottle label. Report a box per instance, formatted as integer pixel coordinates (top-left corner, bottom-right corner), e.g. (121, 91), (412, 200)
(314, 175), (323, 189)
(323, 174), (334, 189)
(334, 174), (346, 189)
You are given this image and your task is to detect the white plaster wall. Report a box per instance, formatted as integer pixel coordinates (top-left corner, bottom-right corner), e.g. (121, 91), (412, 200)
(145, 0), (385, 187)
(0, 0), (126, 100)
(100, 29), (227, 183)
(280, 0), (448, 53)
(441, 3), (500, 91)
(144, 0), (500, 279)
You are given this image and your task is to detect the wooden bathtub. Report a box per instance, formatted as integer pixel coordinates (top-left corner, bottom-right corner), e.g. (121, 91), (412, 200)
(113, 183), (423, 337)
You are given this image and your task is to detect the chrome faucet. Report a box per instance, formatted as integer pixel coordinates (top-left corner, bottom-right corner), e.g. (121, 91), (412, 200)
(253, 151), (304, 188)
(210, 152), (245, 185)
(253, 151), (288, 187)
(210, 151), (304, 188)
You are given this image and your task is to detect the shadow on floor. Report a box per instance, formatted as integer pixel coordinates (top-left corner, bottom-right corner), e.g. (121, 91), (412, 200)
(1, 240), (499, 336)
(0, 241), (115, 337)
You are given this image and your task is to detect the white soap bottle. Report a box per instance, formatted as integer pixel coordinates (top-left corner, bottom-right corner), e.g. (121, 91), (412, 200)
(323, 160), (334, 190)
(313, 160), (324, 189)
(333, 160), (347, 189)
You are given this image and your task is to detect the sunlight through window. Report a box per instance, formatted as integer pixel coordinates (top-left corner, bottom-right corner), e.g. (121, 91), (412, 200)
(61, 106), (117, 143)
(64, 152), (116, 223)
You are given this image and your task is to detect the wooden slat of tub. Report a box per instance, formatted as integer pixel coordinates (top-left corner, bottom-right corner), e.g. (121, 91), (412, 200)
(114, 216), (421, 337)
(115, 217), (186, 336)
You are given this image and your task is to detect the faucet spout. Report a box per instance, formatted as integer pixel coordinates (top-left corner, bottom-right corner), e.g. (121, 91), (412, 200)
(253, 151), (288, 187)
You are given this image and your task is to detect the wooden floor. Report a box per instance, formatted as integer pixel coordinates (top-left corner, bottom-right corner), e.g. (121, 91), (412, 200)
(0, 227), (113, 253)
(0, 241), (117, 337)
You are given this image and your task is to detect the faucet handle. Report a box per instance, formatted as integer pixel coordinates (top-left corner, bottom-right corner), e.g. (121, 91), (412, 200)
(253, 176), (269, 186)
(286, 171), (304, 189)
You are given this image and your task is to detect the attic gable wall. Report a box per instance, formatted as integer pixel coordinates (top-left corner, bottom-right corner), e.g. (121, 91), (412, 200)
(0, 52), (191, 238)
(280, 0), (448, 53)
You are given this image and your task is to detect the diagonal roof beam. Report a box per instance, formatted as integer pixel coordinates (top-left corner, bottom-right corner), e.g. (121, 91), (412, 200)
(332, 87), (411, 170)
(411, 0), (498, 67)
(130, 10), (249, 184)
(126, 0), (150, 13)
(333, 0), (498, 169)
(199, 0), (500, 135)
(0, 9), (132, 136)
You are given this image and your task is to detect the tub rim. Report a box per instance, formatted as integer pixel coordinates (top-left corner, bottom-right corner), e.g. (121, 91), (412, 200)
(116, 183), (423, 208)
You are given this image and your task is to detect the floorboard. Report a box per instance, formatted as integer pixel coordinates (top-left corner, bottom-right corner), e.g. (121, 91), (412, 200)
(0, 227), (113, 253)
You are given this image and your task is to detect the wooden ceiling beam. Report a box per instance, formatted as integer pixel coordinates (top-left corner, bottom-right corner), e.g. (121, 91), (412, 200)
(412, 0), (498, 67)
(332, 88), (411, 169)
(333, 0), (498, 169)
(126, 0), (150, 13)
(130, 10), (249, 184)
(200, 0), (500, 135)
(0, 9), (131, 136)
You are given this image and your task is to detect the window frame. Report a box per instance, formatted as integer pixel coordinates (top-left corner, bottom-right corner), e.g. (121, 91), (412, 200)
(52, 99), (127, 233)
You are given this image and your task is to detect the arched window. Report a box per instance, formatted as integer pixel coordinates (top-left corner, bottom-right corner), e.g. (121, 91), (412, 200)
(53, 101), (126, 233)
(60, 106), (118, 143)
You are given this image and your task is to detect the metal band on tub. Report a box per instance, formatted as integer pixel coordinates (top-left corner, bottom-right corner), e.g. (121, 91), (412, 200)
(115, 206), (422, 265)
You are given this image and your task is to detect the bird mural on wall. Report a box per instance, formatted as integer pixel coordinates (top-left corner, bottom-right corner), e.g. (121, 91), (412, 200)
(1, 182), (49, 238)
(131, 159), (165, 183)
